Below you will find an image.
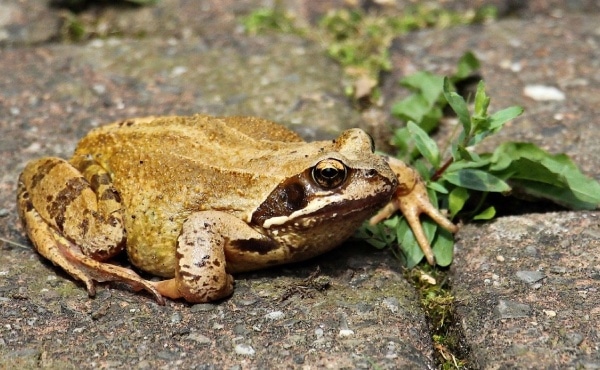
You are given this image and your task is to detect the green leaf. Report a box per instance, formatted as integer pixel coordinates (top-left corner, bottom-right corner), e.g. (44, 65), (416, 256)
(489, 106), (524, 131)
(395, 219), (423, 268)
(400, 71), (444, 106)
(413, 159), (431, 180)
(454, 145), (481, 162)
(509, 179), (599, 210)
(470, 129), (498, 146)
(400, 218), (438, 268)
(432, 228), (454, 267)
(489, 142), (600, 208)
(446, 158), (490, 172)
(453, 51), (480, 81)
(356, 222), (395, 249)
(419, 107), (444, 134)
(428, 181), (449, 194)
(443, 77), (471, 134)
(391, 94), (431, 123)
(392, 127), (411, 159)
(473, 206), (496, 220)
(471, 115), (490, 133)
(443, 168), (511, 192)
(449, 187), (469, 217)
(473, 80), (490, 118)
(407, 121), (441, 168)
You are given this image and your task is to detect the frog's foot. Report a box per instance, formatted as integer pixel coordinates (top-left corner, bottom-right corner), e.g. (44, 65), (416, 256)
(152, 273), (233, 304)
(370, 157), (458, 265)
(62, 247), (166, 305)
(20, 200), (165, 305)
(152, 275), (233, 304)
(152, 212), (236, 303)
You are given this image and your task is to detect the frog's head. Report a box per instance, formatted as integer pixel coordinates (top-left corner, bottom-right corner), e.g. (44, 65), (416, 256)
(251, 128), (397, 236)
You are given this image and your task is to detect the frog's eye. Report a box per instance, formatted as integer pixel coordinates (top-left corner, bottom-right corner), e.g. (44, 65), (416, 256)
(312, 159), (347, 189)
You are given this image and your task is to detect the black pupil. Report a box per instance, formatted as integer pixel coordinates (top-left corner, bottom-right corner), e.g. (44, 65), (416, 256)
(321, 167), (339, 179)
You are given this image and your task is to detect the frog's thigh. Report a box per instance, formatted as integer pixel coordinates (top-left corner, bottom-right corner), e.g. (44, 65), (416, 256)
(19, 189), (165, 303)
(20, 157), (125, 260)
(154, 211), (273, 303)
(18, 182), (98, 295)
(18, 159), (165, 302)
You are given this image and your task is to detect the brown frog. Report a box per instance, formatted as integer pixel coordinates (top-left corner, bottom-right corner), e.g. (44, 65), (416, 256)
(17, 115), (457, 304)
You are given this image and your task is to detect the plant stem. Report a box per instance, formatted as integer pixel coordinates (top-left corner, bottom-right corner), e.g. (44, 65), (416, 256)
(431, 157), (453, 181)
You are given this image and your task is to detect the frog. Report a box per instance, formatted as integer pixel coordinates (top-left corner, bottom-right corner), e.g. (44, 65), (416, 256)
(17, 114), (457, 304)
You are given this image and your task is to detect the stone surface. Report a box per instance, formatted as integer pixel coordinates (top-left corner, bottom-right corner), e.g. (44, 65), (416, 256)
(452, 213), (600, 368)
(0, 0), (61, 46)
(0, 239), (435, 368)
(0, 1), (425, 368)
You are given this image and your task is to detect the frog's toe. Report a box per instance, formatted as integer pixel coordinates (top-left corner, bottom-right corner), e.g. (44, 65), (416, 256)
(85, 261), (166, 305)
(23, 208), (164, 304)
(57, 235), (165, 304)
(369, 201), (399, 225)
(153, 274), (234, 303)
(51, 237), (98, 297)
(19, 203), (98, 296)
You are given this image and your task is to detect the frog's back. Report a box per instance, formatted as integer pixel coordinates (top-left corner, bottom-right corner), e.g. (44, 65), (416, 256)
(73, 115), (309, 211)
(81, 114), (304, 147)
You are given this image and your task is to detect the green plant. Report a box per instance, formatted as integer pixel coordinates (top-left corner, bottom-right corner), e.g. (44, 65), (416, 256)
(391, 52), (480, 139)
(359, 73), (600, 268)
(243, 5), (496, 105)
(318, 6), (495, 105)
(241, 6), (299, 35)
(241, 5), (600, 267)
(61, 12), (87, 42)
(56, 0), (157, 41)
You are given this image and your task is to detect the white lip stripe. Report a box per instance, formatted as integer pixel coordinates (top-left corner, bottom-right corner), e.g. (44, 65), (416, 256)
(261, 184), (393, 229)
(262, 194), (341, 228)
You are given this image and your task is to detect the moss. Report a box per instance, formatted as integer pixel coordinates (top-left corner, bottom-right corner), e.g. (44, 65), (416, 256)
(406, 266), (472, 369)
(243, 3), (496, 107)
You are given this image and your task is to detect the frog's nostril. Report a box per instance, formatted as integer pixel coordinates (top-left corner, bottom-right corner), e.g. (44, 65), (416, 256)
(365, 169), (377, 178)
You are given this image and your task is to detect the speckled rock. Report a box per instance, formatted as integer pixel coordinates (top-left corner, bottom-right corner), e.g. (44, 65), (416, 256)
(0, 0), (61, 46)
(0, 3), (430, 369)
(452, 213), (600, 368)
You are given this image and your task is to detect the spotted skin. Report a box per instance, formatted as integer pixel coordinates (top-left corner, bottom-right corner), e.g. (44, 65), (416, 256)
(17, 115), (458, 305)
(18, 157), (162, 303)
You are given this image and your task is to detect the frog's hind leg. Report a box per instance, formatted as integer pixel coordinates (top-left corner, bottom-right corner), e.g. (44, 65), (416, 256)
(18, 183), (165, 304)
(18, 157), (164, 304)
(19, 157), (126, 260)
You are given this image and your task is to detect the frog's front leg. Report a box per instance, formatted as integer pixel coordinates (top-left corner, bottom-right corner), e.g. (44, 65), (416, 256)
(153, 211), (277, 303)
(370, 156), (458, 265)
(18, 157), (164, 304)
